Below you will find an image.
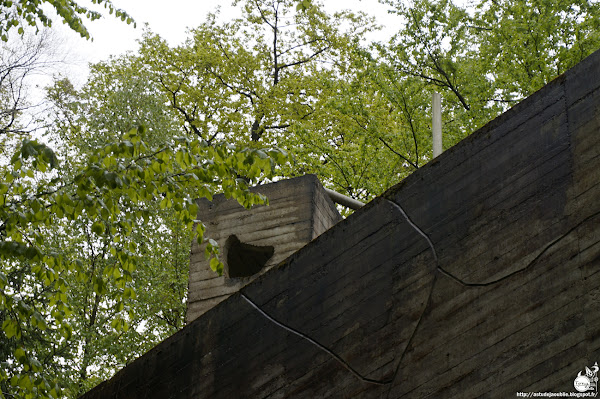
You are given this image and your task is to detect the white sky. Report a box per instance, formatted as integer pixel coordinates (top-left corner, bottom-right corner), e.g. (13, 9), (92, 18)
(53, 0), (401, 86)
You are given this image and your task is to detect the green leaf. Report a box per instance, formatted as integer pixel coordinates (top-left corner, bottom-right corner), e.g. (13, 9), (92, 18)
(18, 375), (33, 391)
(61, 322), (73, 340)
(2, 319), (18, 339)
(91, 220), (105, 235)
(14, 347), (26, 362)
(209, 257), (223, 275)
(32, 312), (47, 330)
(123, 287), (136, 299)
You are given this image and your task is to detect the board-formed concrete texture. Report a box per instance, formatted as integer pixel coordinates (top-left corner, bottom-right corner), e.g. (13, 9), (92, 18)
(187, 174), (342, 322)
(81, 48), (600, 398)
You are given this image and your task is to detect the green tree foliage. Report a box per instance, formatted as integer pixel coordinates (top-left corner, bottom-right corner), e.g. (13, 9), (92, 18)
(0, 20), (288, 398)
(40, 59), (229, 394)
(0, 126), (286, 397)
(0, 0), (133, 41)
(475, 0), (600, 94)
(132, 0), (429, 201)
(380, 0), (600, 142)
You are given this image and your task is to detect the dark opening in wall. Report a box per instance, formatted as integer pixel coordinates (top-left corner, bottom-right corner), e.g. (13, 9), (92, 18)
(225, 235), (274, 278)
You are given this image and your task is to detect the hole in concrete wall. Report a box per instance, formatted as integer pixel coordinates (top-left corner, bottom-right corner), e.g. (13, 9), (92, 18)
(224, 235), (274, 278)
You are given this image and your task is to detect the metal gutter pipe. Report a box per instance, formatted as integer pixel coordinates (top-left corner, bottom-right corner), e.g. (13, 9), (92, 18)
(325, 188), (365, 210)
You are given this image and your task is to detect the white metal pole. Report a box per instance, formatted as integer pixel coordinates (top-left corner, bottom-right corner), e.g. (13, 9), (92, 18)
(432, 92), (442, 158)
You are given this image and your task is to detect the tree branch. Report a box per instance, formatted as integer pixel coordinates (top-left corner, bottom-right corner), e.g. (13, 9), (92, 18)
(378, 137), (419, 169)
(278, 45), (331, 71)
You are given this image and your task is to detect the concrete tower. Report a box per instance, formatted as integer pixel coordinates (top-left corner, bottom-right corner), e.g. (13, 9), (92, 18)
(186, 175), (342, 322)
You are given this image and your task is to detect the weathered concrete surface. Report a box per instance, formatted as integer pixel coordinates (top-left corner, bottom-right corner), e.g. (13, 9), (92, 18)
(187, 174), (342, 322)
(81, 49), (600, 398)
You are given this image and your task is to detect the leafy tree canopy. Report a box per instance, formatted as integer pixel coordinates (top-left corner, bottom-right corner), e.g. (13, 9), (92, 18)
(0, 0), (133, 41)
(380, 0), (600, 139)
(0, 125), (286, 397)
(0, 3), (288, 397)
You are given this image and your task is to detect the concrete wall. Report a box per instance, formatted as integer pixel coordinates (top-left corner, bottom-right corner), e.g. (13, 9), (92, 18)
(187, 174), (342, 322)
(81, 49), (600, 398)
